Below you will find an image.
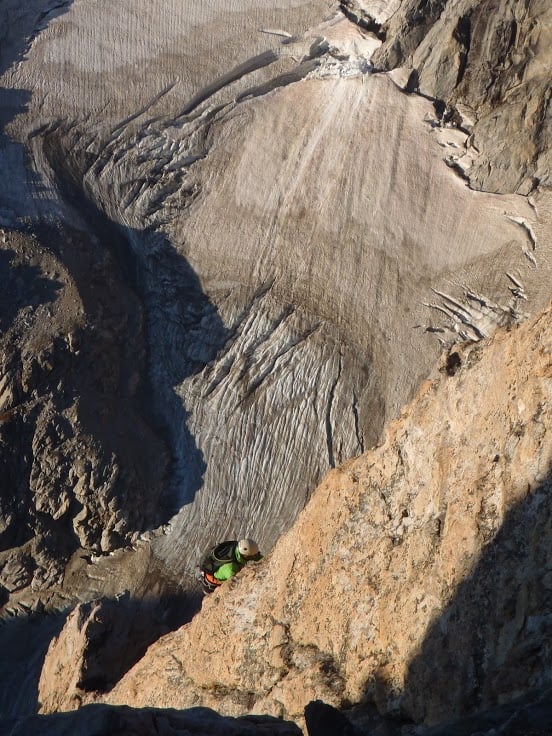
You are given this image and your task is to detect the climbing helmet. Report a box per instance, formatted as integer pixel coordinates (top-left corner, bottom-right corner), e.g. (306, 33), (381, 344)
(238, 538), (259, 558)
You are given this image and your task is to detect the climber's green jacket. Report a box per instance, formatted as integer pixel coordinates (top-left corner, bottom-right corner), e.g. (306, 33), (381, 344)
(213, 546), (262, 581)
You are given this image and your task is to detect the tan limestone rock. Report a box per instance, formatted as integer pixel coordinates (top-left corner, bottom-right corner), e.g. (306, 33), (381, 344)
(53, 299), (550, 728)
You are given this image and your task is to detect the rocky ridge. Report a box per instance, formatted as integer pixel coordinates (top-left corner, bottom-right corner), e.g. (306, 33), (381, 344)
(370, 0), (552, 194)
(39, 293), (552, 732)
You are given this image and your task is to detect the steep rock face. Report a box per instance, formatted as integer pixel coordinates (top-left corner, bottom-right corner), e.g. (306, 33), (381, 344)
(371, 0), (552, 194)
(1, 0), (552, 727)
(62, 300), (552, 729)
(0, 224), (169, 603)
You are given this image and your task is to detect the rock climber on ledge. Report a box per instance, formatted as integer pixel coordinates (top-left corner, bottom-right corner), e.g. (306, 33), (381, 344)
(199, 538), (262, 593)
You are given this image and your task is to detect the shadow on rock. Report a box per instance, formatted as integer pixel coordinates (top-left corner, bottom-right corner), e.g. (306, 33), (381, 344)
(38, 590), (203, 709)
(0, 611), (67, 721)
(421, 686), (552, 736)
(0, 248), (62, 332)
(400, 470), (552, 727)
(304, 700), (360, 736)
(1, 703), (302, 736)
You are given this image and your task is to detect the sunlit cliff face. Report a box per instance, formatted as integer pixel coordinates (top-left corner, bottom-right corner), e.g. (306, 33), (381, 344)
(42, 291), (552, 733)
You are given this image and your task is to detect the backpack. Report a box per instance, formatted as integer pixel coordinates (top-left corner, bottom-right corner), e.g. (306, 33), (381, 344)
(200, 540), (237, 575)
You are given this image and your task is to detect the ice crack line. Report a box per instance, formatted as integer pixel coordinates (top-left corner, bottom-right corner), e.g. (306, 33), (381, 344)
(326, 352), (343, 468)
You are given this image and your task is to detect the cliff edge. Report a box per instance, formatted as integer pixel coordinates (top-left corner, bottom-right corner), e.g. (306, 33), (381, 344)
(39, 296), (552, 731)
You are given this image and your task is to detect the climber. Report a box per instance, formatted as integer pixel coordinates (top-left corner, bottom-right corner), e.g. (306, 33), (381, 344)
(199, 538), (262, 593)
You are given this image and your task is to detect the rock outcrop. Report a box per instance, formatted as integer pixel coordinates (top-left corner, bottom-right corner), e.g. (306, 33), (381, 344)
(38, 298), (552, 730)
(371, 0), (552, 194)
(4, 704), (302, 736)
(0, 225), (170, 596)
